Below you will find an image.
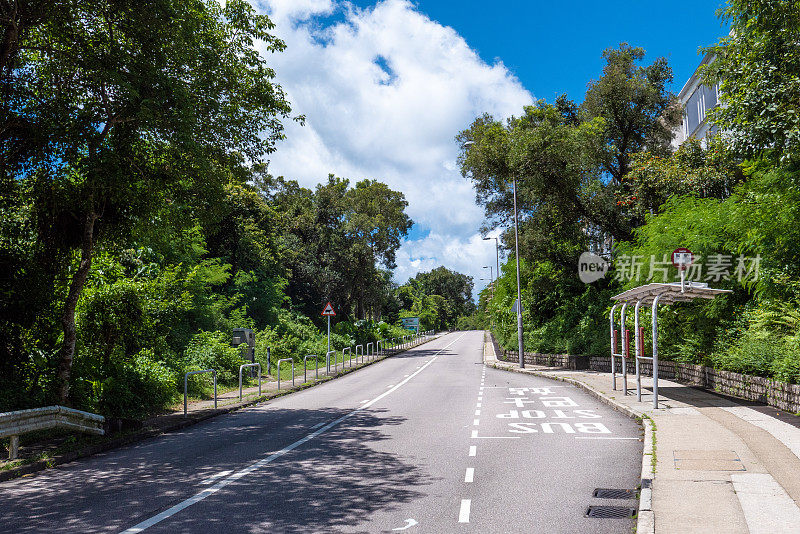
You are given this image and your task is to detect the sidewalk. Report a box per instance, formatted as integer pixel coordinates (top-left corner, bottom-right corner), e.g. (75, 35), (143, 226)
(483, 338), (800, 534)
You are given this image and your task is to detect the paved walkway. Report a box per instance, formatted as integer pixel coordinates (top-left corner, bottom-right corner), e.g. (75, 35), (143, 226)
(484, 336), (800, 534)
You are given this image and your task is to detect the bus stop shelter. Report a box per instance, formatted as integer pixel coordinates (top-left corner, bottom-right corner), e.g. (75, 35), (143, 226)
(610, 282), (732, 409)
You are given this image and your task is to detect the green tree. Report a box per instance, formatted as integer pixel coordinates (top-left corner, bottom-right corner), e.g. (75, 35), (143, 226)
(1, 0), (293, 404)
(704, 1), (800, 160)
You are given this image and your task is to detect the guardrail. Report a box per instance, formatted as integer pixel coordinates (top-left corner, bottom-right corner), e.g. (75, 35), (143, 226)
(304, 354), (319, 382)
(0, 406), (105, 460)
(277, 358), (294, 389)
(238, 363), (261, 401)
(185, 369), (217, 416)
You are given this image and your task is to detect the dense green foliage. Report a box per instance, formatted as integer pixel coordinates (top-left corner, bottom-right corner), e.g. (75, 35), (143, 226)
(464, 3), (800, 387)
(705, 0), (800, 161)
(0, 1), (469, 420)
(393, 267), (476, 331)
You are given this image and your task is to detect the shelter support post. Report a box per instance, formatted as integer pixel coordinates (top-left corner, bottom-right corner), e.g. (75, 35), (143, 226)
(634, 300), (643, 402)
(652, 294), (662, 410)
(620, 302), (628, 396)
(609, 303), (620, 391)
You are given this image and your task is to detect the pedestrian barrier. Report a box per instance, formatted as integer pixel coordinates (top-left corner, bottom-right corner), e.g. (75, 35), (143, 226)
(184, 369), (217, 416)
(355, 344), (363, 364)
(342, 347), (351, 368)
(277, 358), (294, 389)
(238, 363), (261, 401)
(325, 350), (336, 374)
(304, 354), (319, 382)
(366, 342), (374, 362)
(0, 406), (105, 460)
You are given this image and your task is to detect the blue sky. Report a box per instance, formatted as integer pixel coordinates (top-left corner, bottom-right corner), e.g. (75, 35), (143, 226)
(258, 0), (730, 298)
(338, 0), (728, 102)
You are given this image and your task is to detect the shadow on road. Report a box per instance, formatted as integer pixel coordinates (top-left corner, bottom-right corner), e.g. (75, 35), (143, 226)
(0, 407), (433, 534)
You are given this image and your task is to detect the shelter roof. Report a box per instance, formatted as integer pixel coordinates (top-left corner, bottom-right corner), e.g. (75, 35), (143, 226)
(611, 282), (732, 305)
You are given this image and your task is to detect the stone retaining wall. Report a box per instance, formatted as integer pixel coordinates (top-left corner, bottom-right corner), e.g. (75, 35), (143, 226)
(590, 354), (800, 413)
(492, 334), (800, 413)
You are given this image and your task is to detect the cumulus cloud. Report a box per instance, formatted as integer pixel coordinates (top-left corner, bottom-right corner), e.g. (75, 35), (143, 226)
(256, 0), (533, 298)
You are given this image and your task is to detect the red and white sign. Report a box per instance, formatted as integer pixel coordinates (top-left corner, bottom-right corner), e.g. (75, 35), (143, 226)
(321, 302), (336, 316)
(671, 248), (693, 271)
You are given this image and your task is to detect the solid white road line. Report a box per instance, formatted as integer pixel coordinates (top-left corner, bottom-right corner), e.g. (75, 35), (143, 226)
(469, 445), (476, 457)
(471, 430), (519, 439)
(458, 499), (471, 523)
(464, 468), (474, 483)
(199, 470), (232, 486)
(121, 332), (468, 533)
(575, 437), (640, 440)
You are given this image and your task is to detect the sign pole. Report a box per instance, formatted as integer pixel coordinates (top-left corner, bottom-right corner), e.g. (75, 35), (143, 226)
(327, 316), (330, 355)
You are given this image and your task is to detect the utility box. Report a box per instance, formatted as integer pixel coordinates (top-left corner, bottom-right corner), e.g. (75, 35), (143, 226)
(232, 328), (255, 349)
(232, 328), (256, 377)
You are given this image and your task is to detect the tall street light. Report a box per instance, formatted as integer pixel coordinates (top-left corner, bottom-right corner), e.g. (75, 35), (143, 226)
(482, 236), (500, 282)
(465, 140), (524, 368)
(511, 176), (524, 368)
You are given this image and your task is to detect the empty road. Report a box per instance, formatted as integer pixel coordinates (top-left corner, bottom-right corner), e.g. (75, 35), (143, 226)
(0, 331), (642, 533)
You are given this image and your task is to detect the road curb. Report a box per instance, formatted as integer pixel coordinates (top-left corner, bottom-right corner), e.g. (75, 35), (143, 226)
(484, 349), (655, 534)
(1, 336), (442, 483)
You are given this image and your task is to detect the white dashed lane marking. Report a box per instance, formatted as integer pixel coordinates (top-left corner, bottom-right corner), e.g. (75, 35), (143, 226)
(458, 500), (471, 523)
(469, 446), (476, 457)
(464, 468), (474, 483)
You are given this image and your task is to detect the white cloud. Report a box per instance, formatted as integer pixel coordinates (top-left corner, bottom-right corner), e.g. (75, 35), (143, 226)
(257, 0), (533, 299)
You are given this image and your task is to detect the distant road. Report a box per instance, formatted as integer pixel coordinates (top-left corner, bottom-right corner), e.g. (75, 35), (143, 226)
(0, 331), (641, 533)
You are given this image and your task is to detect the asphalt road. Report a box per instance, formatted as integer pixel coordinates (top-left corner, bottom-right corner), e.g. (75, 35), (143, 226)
(0, 331), (642, 533)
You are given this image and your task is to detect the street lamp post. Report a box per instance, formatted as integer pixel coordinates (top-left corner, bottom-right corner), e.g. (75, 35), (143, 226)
(482, 236), (500, 283)
(512, 176), (524, 368)
(465, 139), (523, 367)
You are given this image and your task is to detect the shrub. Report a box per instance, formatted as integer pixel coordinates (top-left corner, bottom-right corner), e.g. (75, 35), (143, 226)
(96, 349), (176, 419)
(184, 331), (245, 385)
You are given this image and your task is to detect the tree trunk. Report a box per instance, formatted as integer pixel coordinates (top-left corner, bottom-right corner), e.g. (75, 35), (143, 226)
(56, 212), (97, 405)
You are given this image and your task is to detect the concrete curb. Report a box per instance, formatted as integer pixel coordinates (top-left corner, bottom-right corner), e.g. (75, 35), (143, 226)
(484, 352), (655, 534)
(1, 336), (442, 483)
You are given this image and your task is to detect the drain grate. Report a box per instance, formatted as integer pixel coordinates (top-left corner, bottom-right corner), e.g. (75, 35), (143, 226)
(593, 488), (637, 499)
(585, 506), (637, 518)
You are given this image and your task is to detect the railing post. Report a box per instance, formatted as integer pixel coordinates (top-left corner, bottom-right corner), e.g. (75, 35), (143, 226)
(9, 434), (19, 460)
(213, 370), (217, 409)
(239, 363), (262, 401)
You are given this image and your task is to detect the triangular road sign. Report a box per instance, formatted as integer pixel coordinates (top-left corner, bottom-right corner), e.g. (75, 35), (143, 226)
(321, 302), (336, 316)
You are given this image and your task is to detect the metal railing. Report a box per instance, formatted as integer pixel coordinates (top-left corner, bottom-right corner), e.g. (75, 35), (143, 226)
(354, 344), (363, 365)
(0, 406), (105, 460)
(304, 354), (319, 382)
(366, 342), (374, 362)
(342, 347), (351, 368)
(325, 351), (336, 374)
(238, 363), (261, 401)
(185, 369), (217, 416)
(277, 358), (294, 389)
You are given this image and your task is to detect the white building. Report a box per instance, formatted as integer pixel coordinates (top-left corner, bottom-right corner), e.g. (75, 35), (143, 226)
(672, 51), (721, 148)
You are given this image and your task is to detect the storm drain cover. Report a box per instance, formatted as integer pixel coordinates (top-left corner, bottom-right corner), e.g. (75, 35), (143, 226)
(585, 506), (637, 518)
(593, 488), (637, 499)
